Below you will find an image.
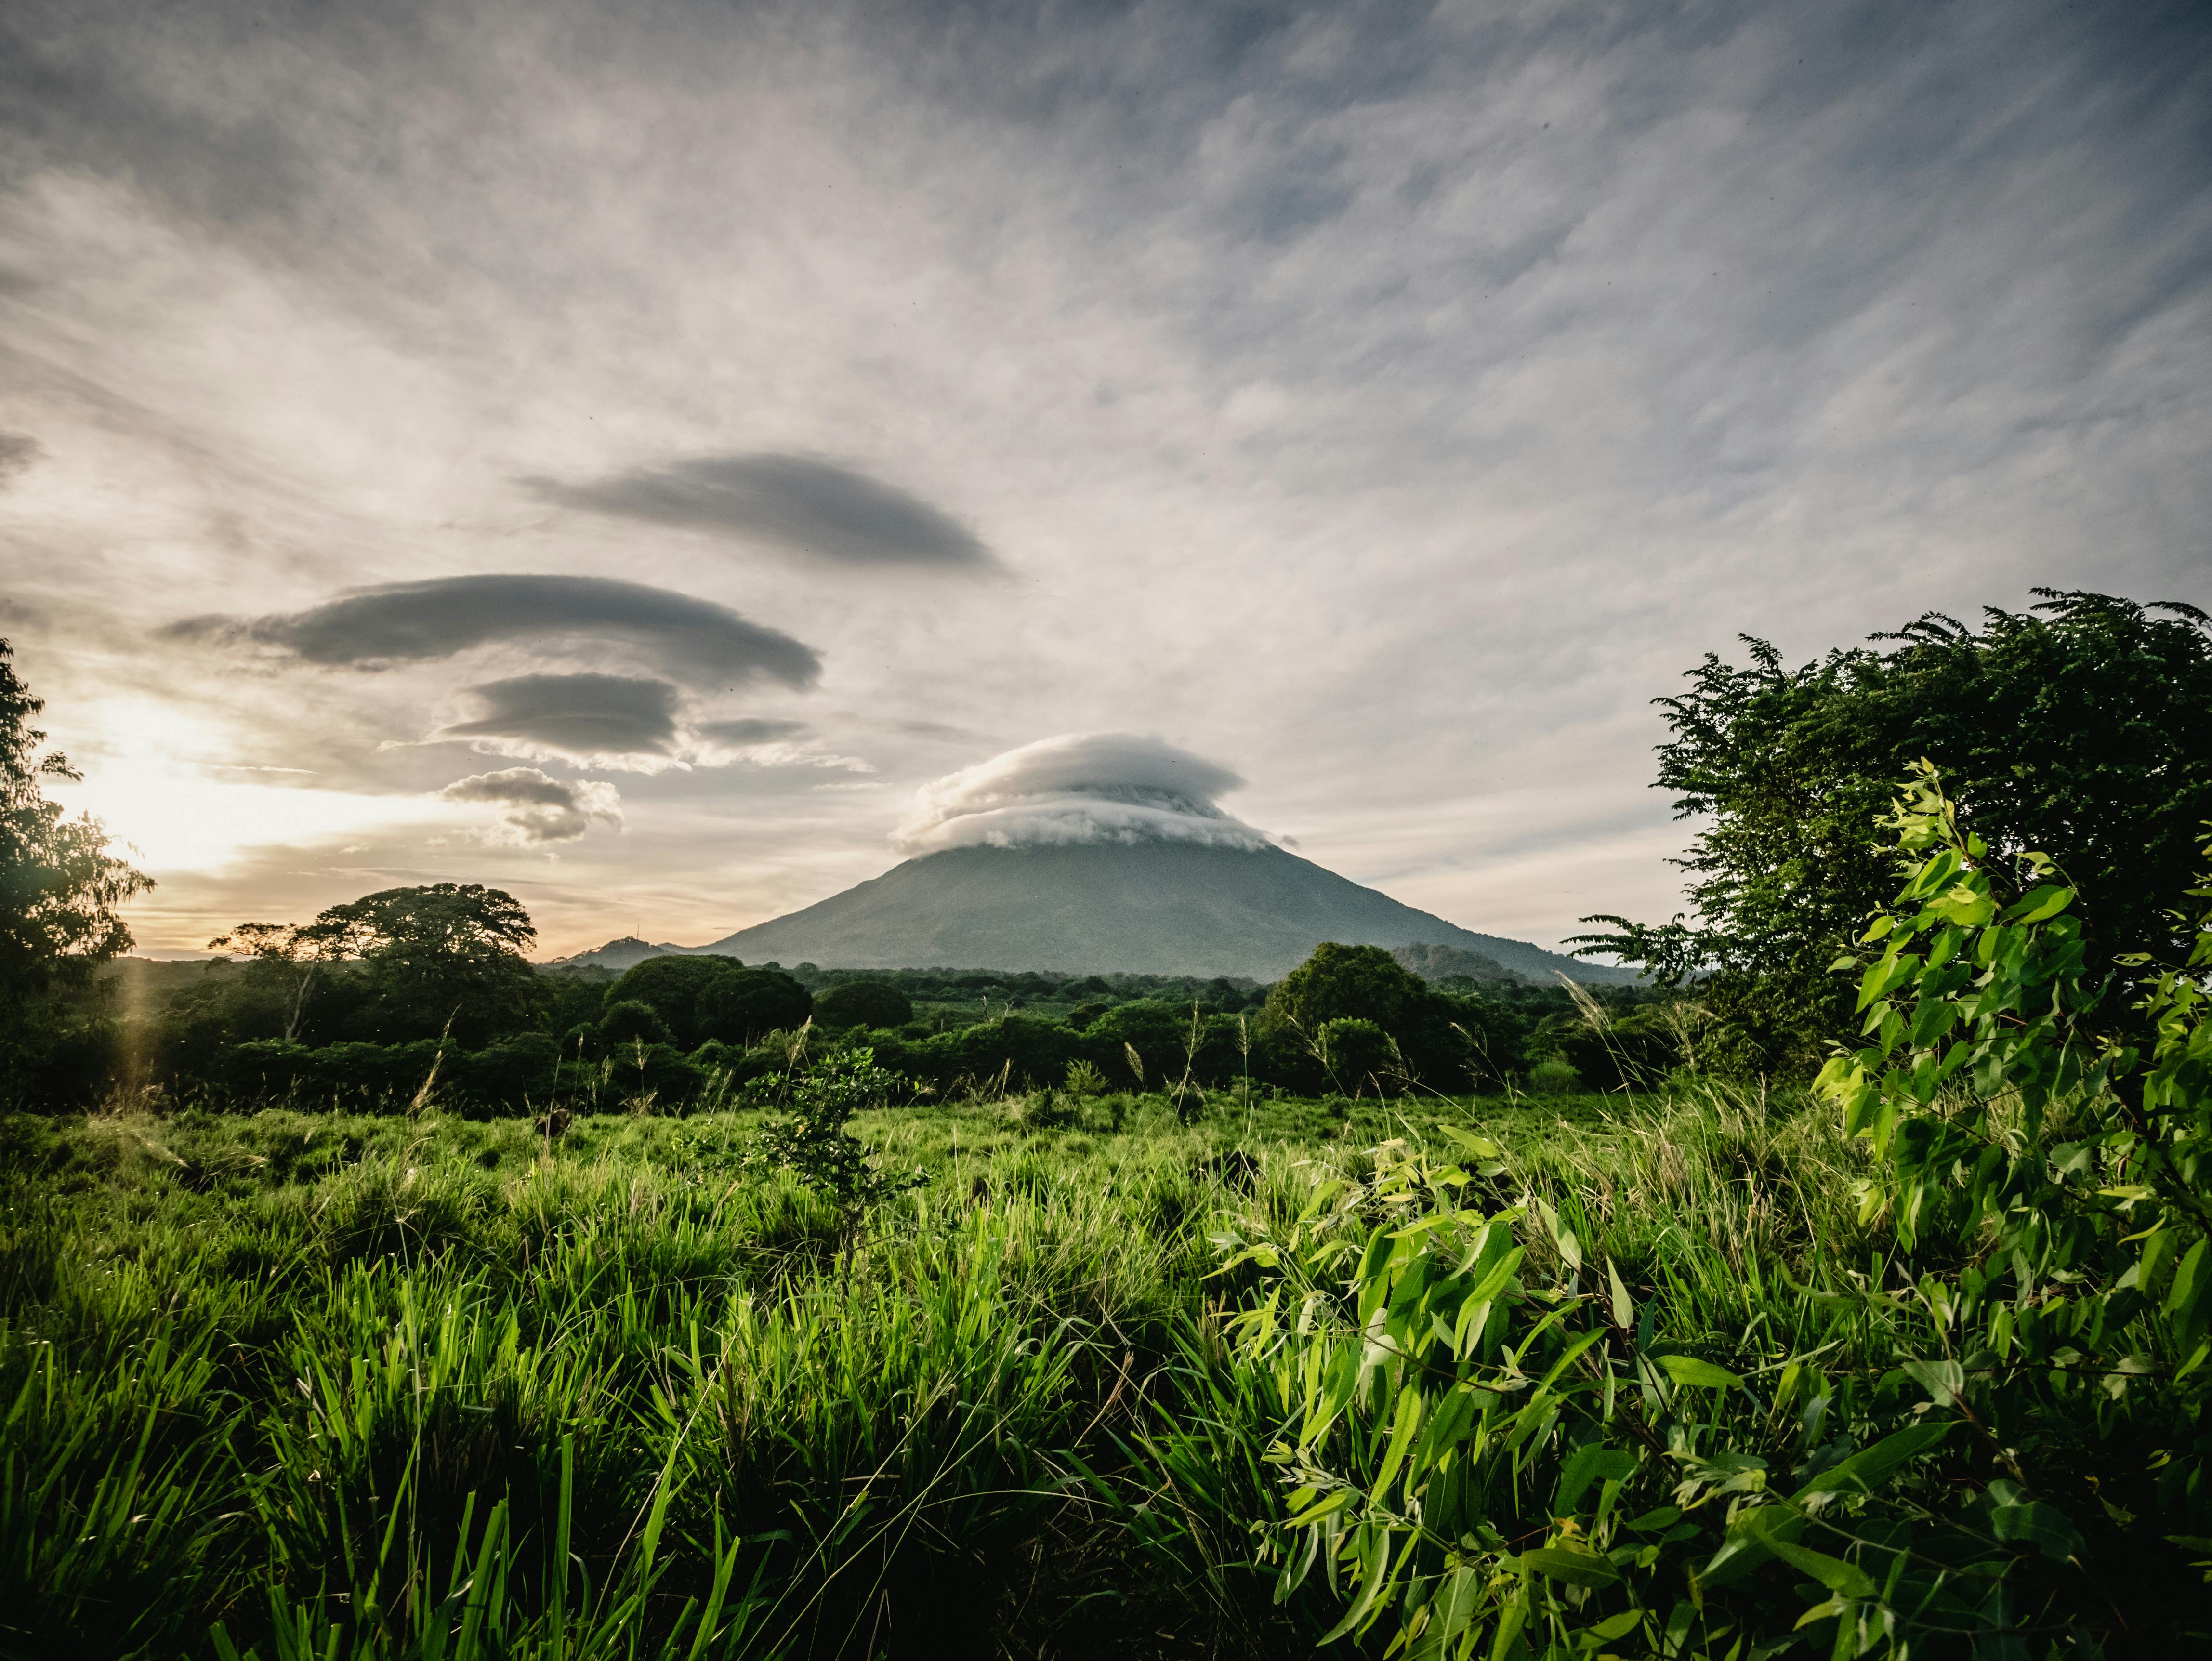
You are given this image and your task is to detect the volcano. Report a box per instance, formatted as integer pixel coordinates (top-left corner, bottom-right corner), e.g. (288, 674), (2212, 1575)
(673, 839), (1634, 982)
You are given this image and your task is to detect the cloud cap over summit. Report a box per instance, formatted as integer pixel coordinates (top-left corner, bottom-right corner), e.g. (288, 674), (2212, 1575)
(895, 732), (1271, 854)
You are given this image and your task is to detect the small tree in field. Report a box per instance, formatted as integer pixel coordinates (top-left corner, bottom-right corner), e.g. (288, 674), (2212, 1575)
(746, 1046), (922, 1263)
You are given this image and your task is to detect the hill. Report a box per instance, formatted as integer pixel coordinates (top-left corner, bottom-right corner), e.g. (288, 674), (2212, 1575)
(655, 840), (1636, 983)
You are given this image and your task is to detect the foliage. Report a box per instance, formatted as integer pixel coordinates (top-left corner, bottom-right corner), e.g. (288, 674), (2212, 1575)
(809, 979), (913, 1031)
(745, 1047), (924, 1251)
(1264, 942), (1434, 1037)
(606, 955), (745, 1048)
(1263, 942), (1488, 1092)
(0, 640), (151, 1043)
(1213, 767), (2212, 1658)
(1815, 761), (2212, 1515)
(1576, 590), (2212, 1076)
(1313, 1016), (1396, 1095)
(204, 921), (350, 1045)
(694, 966), (812, 1045)
(598, 997), (673, 1048)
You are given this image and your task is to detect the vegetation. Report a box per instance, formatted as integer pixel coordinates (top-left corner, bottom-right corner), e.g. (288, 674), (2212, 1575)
(0, 639), (151, 1094)
(9, 595), (2212, 1655)
(1577, 590), (2212, 1076)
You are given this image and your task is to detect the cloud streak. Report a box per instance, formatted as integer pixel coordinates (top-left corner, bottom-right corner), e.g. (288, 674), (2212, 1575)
(896, 733), (1271, 854)
(526, 453), (995, 570)
(164, 576), (821, 689)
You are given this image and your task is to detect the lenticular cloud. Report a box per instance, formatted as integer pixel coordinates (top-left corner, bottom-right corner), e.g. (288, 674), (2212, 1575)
(895, 733), (1272, 854)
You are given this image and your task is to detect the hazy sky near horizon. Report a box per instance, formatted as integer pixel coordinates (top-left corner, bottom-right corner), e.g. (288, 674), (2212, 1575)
(3, 0), (2208, 960)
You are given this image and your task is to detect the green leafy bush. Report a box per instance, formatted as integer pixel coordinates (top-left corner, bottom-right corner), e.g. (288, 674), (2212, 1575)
(1212, 767), (2212, 1657)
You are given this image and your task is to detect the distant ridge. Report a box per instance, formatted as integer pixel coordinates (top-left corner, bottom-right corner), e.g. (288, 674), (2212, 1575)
(1391, 942), (1525, 984)
(553, 936), (690, 972)
(575, 840), (1636, 983)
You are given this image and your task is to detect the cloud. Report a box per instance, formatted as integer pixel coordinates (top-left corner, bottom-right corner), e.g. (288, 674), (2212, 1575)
(525, 453), (995, 570)
(0, 432), (41, 486)
(433, 673), (682, 769)
(694, 716), (809, 746)
(436, 766), (621, 845)
(164, 575), (820, 689)
(895, 732), (1271, 854)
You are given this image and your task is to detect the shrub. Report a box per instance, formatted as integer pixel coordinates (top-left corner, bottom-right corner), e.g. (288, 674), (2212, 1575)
(812, 980), (913, 1030)
(1524, 1055), (1581, 1095)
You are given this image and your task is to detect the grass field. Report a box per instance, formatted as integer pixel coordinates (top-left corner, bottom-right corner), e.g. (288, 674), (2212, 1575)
(0, 1083), (1895, 1660)
(4, 1079), (2198, 1658)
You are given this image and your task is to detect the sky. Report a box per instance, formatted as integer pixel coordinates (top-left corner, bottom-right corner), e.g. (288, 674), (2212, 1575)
(2, 0), (2208, 962)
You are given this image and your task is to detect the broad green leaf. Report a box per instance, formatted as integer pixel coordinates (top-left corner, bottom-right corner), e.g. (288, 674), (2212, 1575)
(1901, 1357), (1963, 1407)
(1657, 1354), (1741, 1390)
(1764, 1538), (1876, 1599)
(1285, 1488), (1356, 1527)
(1606, 1258), (1633, 1330)
(1554, 1443), (1637, 1515)
(1588, 1609), (1642, 1641)
(1988, 1499), (2084, 1563)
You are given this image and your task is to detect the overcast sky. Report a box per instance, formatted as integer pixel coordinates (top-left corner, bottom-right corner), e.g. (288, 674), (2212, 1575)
(3, 0), (2207, 960)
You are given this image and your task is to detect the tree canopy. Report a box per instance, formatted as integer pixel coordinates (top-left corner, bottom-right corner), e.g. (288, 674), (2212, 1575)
(812, 980), (913, 1031)
(0, 641), (150, 1019)
(1575, 589), (2212, 1074)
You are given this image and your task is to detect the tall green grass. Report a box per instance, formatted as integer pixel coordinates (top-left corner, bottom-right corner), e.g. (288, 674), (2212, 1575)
(1, 1085), (1893, 1659)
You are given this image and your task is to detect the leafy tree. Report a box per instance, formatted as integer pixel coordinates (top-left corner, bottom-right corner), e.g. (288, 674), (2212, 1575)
(811, 979), (913, 1031)
(695, 966), (811, 1045)
(598, 998), (672, 1047)
(1576, 590), (2212, 1076)
(1264, 942), (1477, 1088)
(205, 919), (352, 1043)
(0, 640), (151, 1021)
(1085, 999), (1191, 1086)
(607, 954), (742, 1047)
(304, 883), (540, 1044)
(1264, 943), (1431, 1037)
(1314, 1016), (1396, 1095)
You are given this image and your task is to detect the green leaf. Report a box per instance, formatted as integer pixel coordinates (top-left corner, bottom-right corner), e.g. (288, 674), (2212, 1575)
(1901, 1357), (1964, 1407)
(1554, 1443), (1637, 1515)
(1764, 1538), (1876, 1599)
(1441, 1126), (1503, 1161)
(2002, 884), (2075, 925)
(1657, 1354), (1742, 1390)
(1606, 1258), (1633, 1330)
(1588, 1609), (1642, 1641)
(1791, 1422), (1949, 1502)
(2164, 1238), (2210, 1340)
(1285, 1488), (1356, 1527)
(1521, 1546), (1620, 1587)
(1988, 1499), (2084, 1563)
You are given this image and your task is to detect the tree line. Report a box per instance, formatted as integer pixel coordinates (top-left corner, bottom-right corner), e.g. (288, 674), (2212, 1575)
(6, 584), (2209, 1111)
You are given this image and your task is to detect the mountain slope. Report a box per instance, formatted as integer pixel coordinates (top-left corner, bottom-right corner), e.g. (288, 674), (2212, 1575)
(687, 840), (1636, 982)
